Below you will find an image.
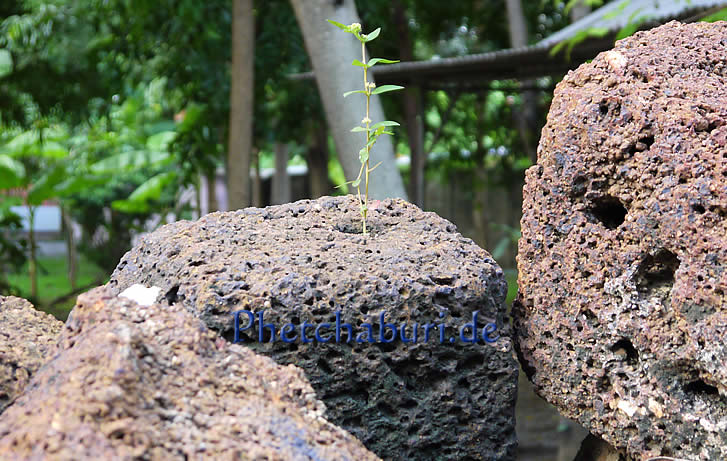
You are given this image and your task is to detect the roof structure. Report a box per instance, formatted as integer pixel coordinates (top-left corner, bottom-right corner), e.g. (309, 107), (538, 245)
(291, 0), (727, 90)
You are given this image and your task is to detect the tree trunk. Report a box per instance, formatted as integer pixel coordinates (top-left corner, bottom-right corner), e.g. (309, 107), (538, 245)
(505, 0), (528, 48)
(271, 142), (291, 205)
(393, 0), (425, 207)
(290, 0), (407, 200)
(308, 124), (331, 198)
(506, 0), (539, 163)
(226, 0), (254, 210)
(252, 147), (263, 208)
(206, 170), (219, 212)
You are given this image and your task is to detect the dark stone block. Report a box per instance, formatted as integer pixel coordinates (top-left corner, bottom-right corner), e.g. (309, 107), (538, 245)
(109, 195), (518, 460)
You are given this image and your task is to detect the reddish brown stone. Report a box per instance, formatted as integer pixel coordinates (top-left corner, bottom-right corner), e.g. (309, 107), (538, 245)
(0, 287), (378, 460)
(108, 195), (517, 460)
(514, 21), (727, 461)
(0, 296), (62, 414)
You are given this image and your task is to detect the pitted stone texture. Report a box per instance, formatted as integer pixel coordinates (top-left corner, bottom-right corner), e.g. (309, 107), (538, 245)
(0, 296), (62, 414)
(109, 195), (517, 460)
(0, 287), (378, 461)
(514, 21), (727, 461)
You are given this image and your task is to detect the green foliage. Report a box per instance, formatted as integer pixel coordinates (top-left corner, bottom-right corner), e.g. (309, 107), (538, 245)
(550, 26), (608, 58)
(0, 48), (11, 77)
(702, 7), (727, 22)
(6, 254), (105, 319)
(328, 19), (403, 234)
(0, 201), (26, 294)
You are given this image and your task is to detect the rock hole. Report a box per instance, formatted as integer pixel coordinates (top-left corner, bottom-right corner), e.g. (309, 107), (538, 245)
(342, 415), (362, 428)
(335, 222), (363, 234)
(571, 175), (588, 197)
(432, 275), (454, 285)
(376, 341), (396, 353)
(401, 398), (418, 409)
(598, 100), (621, 118)
(685, 379), (719, 396)
(164, 285), (180, 304)
(377, 401), (395, 416)
(599, 102), (609, 116)
(691, 203), (706, 214)
(407, 424), (421, 436)
(625, 134), (655, 156)
(709, 205), (727, 219)
(631, 69), (648, 83)
(587, 195), (627, 229)
(635, 249), (679, 293)
(610, 338), (639, 365)
(317, 358), (333, 375)
(456, 353), (484, 372)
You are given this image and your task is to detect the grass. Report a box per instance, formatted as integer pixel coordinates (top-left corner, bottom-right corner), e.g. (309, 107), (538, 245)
(5, 255), (108, 321)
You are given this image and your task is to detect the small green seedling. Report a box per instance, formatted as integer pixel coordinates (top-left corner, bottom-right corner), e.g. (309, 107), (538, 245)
(327, 20), (404, 235)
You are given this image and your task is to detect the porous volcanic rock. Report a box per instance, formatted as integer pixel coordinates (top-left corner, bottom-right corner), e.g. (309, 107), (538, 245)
(0, 287), (378, 460)
(514, 21), (727, 461)
(108, 195), (517, 460)
(0, 295), (62, 414)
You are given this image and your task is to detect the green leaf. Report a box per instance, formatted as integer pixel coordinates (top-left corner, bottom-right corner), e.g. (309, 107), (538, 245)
(351, 178), (361, 188)
(55, 175), (108, 196)
(147, 120), (176, 135)
(350, 126), (368, 132)
(371, 85), (404, 95)
(359, 148), (369, 164)
(615, 10), (650, 41)
(367, 58), (399, 67)
(90, 150), (171, 174)
(370, 120), (400, 131)
(352, 59), (367, 68)
(550, 27), (608, 58)
(615, 22), (640, 41)
(514, 157), (533, 171)
(5, 131), (39, 155)
(112, 171), (176, 212)
(40, 141), (68, 159)
(0, 154), (25, 189)
(363, 28), (381, 42)
(27, 165), (66, 205)
(603, 0), (629, 20)
(327, 19), (349, 31)
(343, 90), (366, 98)
(0, 49), (12, 78)
(146, 131), (177, 151)
(177, 104), (205, 133)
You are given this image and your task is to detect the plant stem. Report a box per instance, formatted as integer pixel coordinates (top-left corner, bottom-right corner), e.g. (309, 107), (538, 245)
(362, 40), (370, 235)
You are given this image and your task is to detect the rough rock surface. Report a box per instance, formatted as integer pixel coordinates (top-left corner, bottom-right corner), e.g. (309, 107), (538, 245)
(514, 21), (727, 461)
(0, 287), (378, 460)
(0, 296), (62, 414)
(109, 195), (518, 460)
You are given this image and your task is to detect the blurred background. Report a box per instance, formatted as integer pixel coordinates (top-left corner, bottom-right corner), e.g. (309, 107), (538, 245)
(1, 0), (726, 459)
